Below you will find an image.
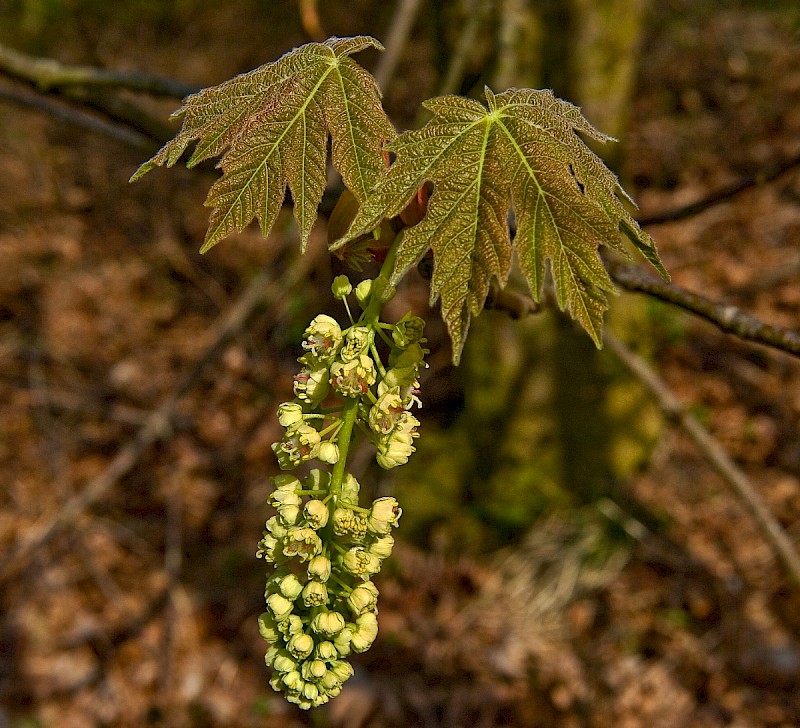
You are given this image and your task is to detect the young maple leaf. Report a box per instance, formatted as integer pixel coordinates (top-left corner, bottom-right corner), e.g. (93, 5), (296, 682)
(131, 36), (394, 252)
(333, 88), (669, 364)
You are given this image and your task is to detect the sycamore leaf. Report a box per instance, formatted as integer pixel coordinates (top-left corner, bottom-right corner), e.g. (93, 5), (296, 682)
(131, 36), (393, 252)
(333, 87), (668, 364)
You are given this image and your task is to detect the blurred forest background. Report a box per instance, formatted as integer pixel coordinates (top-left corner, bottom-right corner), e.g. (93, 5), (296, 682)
(2, 0), (800, 726)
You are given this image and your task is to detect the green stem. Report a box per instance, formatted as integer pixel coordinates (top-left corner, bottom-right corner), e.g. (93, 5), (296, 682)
(361, 231), (402, 325)
(329, 396), (358, 501)
(330, 231), (405, 501)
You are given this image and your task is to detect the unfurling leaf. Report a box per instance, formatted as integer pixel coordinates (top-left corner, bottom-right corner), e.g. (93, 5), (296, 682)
(333, 87), (668, 363)
(131, 36), (394, 252)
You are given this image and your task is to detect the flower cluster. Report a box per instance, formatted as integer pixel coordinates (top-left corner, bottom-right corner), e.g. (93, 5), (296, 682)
(257, 470), (401, 708)
(271, 304), (426, 474)
(259, 276), (426, 709)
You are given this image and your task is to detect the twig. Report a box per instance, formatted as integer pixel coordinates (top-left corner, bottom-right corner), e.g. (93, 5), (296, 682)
(608, 260), (800, 359)
(0, 248), (318, 585)
(437, 0), (490, 97)
(493, 0), (528, 90)
(0, 83), (154, 150)
(637, 151), (800, 227)
(374, 0), (424, 93)
(0, 41), (197, 98)
(604, 331), (800, 587)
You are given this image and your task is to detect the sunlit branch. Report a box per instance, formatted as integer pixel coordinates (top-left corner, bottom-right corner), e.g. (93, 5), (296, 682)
(608, 260), (800, 359)
(637, 152), (800, 227)
(604, 331), (800, 586)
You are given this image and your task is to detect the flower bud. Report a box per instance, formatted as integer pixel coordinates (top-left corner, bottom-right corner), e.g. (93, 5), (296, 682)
(277, 402), (304, 427)
(302, 681), (320, 701)
(271, 649), (297, 673)
(332, 507), (367, 540)
(333, 627), (353, 656)
(354, 279), (372, 307)
(350, 612), (379, 652)
(347, 581), (379, 616)
(270, 489), (302, 509)
(376, 422), (418, 469)
(320, 669), (342, 691)
(367, 534), (395, 560)
(311, 609), (346, 638)
(315, 641), (337, 661)
(301, 579), (328, 608)
(266, 593), (293, 622)
(329, 659), (355, 683)
(303, 499), (329, 530)
(287, 632), (314, 660)
(280, 614), (304, 637)
(307, 554), (332, 582)
(275, 504), (301, 525)
(282, 669), (303, 691)
(258, 612), (281, 642)
(331, 275), (352, 299)
(301, 658), (328, 681)
(340, 472), (360, 505)
(367, 497), (403, 535)
(341, 546), (381, 577)
(265, 515), (288, 539)
(317, 440), (339, 464)
(278, 573), (304, 600)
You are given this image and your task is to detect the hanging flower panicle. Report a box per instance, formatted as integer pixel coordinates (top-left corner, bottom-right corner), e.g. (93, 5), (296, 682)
(258, 276), (426, 708)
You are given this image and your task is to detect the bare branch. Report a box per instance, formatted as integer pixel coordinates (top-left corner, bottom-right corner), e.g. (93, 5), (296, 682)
(637, 151), (800, 227)
(374, 0), (424, 92)
(608, 260), (800, 359)
(604, 332), (800, 587)
(437, 0), (490, 97)
(0, 41), (197, 98)
(0, 83), (154, 150)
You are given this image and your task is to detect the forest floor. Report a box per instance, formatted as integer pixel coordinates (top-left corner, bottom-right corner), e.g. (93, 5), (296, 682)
(1, 2), (800, 727)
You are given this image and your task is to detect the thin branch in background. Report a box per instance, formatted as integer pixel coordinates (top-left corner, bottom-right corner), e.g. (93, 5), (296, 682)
(0, 247), (319, 586)
(604, 331), (800, 587)
(0, 41), (197, 98)
(374, 0), (424, 93)
(637, 151), (800, 227)
(608, 260), (800, 359)
(437, 0), (491, 97)
(493, 0), (528, 90)
(297, 0), (326, 42)
(0, 83), (155, 150)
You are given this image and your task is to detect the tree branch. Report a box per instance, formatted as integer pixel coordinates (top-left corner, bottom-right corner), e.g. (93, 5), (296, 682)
(608, 259), (800, 359)
(637, 151), (800, 227)
(604, 331), (800, 587)
(374, 0), (424, 93)
(0, 83), (155, 150)
(0, 41), (197, 98)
